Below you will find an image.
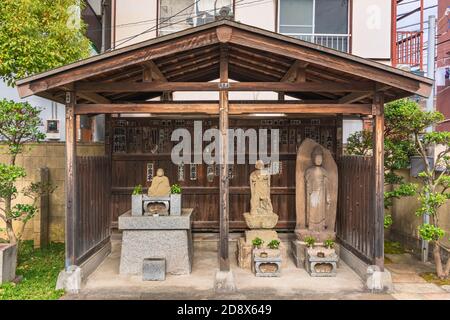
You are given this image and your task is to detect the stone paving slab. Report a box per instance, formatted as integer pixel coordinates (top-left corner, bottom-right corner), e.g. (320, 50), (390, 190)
(393, 283), (444, 294)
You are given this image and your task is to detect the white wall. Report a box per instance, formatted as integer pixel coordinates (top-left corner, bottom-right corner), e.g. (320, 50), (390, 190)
(0, 81), (66, 141)
(114, 0), (158, 48)
(234, 0), (275, 31)
(352, 0), (392, 60)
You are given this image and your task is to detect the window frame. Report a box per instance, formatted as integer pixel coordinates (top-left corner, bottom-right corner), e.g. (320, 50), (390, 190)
(277, 0), (351, 38)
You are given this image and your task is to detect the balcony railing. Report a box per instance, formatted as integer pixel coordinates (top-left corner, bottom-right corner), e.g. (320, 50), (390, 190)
(281, 33), (351, 53)
(394, 31), (423, 69)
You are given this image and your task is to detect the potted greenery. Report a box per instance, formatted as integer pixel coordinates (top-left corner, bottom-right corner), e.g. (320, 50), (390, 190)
(252, 237), (264, 250)
(267, 239), (280, 250)
(304, 236), (316, 248)
(324, 239), (335, 249)
(131, 184), (143, 216)
(170, 184), (182, 216)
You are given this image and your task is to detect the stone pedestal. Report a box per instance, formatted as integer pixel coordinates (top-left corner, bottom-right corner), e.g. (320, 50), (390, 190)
(237, 230), (287, 270)
(243, 212), (278, 229)
(119, 208), (193, 275)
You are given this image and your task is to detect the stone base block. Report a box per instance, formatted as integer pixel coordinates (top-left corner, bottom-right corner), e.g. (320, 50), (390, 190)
(143, 258), (166, 281)
(243, 212), (278, 229)
(295, 229), (336, 243)
(56, 265), (81, 294)
(0, 243), (17, 284)
(214, 270), (237, 293)
(291, 240), (306, 268)
(366, 265), (393, 292)
(237, 238), (252, 269)
(120, 229), (192, 275)
(237, 230), (287, 270)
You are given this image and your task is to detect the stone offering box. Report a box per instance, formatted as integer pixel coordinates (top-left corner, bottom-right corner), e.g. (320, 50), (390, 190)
(253, 249), (282, 277)
(305, 247), (338, 277)
(292, 240), (340, 269)
(132, 194), (181, 216)
(119, 208), (193, 276)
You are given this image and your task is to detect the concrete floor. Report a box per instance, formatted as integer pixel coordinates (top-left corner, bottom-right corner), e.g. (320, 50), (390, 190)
(63, 239), (393, 300)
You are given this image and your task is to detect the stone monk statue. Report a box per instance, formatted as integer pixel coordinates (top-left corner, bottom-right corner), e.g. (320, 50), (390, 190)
(148, 168), (171, 197)
(305, 146), (331, 232)
(295, 139), (337, 241)
(250, 160), (273, 215)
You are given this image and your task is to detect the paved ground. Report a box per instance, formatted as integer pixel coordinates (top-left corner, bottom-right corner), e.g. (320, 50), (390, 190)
(62, 240), (450, 300)
(386, 253), (450, 300)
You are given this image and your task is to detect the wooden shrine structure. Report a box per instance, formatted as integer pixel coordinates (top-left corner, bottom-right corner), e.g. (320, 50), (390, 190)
(16, 20), (432, 273)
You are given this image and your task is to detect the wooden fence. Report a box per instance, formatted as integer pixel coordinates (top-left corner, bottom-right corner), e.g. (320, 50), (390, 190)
(75, 156), (111, 265)
(337, 156), (375, 264)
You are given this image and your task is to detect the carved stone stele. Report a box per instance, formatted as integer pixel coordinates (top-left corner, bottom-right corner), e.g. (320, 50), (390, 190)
(295, 139), (338, 242)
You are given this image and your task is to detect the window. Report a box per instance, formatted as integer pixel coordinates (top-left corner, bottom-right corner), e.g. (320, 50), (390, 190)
(159, 0), (234, 36)
(279, 0), (349, 52)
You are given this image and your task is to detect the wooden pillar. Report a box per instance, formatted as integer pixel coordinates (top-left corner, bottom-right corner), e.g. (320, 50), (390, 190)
(372, 93), (384, 270)
(336, 115), (343, 159)
(65, 90), (77, 268)
(219, 45), (230, 271)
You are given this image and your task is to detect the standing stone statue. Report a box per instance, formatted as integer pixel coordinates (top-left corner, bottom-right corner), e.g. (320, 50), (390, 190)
(244, 160), (278, 229)
(148, 168), (171, 197)
(295, 139), (337, 242)
(305, 146), (331, 232)
(250, 160), (274, 215)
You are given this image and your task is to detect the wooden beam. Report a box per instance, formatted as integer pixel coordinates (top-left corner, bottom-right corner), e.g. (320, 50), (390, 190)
(17, 28), (218, 97)
(219, 45), (230, 272)
(74, 103), (372, 115)
(229, 28), (432, 97)
(65, 91), (77, 268)
(75, 81), (373, 93)
(372, 93), (385, 270)
(143, 60), (166, 82)
(230, 103), (372, 115)
(281, 60), (308, 82)
(339, 85), (390, 104)
(77, 92), (111, 104)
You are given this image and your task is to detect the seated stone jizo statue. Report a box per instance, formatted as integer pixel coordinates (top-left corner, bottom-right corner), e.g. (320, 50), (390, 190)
(244, 160), (278, 229)
(148, 168), (171, 197)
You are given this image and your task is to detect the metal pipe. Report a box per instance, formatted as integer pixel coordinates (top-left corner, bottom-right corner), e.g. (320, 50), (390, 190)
(422, 15), (436, 263)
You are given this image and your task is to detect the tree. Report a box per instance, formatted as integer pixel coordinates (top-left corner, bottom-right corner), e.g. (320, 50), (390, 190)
(0, 99), (55, 244)
(346, 99), (418, 228)
(387, 101), (449, 279)
(0, 0), (91, 86)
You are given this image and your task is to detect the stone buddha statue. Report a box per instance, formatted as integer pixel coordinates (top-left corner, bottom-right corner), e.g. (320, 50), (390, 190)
(148, 168), (171, 197)
(304, 146), (331, 232)
(244, 160), (278, 229)
(295, 139), (337, 242)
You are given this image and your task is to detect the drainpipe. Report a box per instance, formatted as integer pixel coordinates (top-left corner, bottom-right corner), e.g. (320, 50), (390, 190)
(422, 15), (436, 263)
(101, 0), (108, 54)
